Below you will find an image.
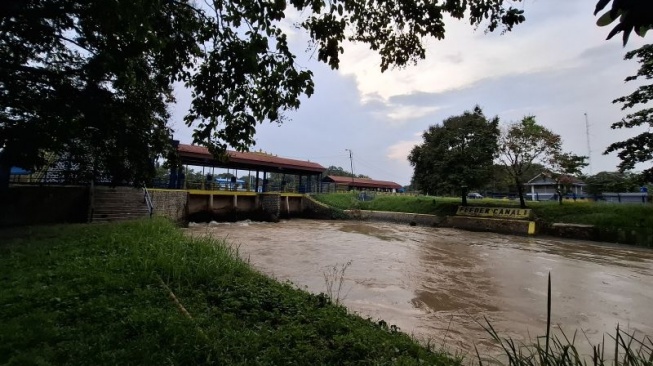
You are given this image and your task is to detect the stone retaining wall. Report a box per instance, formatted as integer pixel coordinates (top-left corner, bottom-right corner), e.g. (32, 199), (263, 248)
(346, 209), (536, 236)
(148, 189), (188, 222)
(446, 216), (534, 235)
(260, 193), (280, 218)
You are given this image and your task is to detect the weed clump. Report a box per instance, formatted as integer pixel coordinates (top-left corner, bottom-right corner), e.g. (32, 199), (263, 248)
(476, 275), (652, 366)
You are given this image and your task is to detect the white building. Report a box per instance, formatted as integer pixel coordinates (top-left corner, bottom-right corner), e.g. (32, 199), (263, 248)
(523, 173), (585, 201)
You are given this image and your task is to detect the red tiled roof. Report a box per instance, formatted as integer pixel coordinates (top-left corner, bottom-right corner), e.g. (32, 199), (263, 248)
(324, 175), (402, 189)
(177, 144), (325, 173)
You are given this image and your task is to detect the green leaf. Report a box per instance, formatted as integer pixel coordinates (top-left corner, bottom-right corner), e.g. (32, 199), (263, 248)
(635, 26), (650, 37)
(596, 10), (618, 27)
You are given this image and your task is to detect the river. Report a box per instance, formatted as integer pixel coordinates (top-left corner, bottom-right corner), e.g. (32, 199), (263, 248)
(187, 219), (653, 357)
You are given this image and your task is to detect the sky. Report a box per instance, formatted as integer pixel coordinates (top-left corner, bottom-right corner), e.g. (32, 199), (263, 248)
(169, 0), (650, 186)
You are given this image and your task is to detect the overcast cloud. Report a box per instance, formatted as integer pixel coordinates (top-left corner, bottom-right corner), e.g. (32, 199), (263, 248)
(170, 0), (651, 186)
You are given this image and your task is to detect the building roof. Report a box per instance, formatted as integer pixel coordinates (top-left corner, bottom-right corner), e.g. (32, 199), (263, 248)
(525, 172), (585, 186)
(323, 175), (403, 190)
(177, 144), (326, 174)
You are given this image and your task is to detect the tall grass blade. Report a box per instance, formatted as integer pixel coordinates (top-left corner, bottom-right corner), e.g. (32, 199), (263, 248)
(474, 344), (484, 366)
(545, 272), (551, 366)
(615, 324), (620, 366)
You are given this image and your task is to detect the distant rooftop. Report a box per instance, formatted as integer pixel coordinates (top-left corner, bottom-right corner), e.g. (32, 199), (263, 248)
(323, 175), (402, 190)
(177, 144), (326, 175)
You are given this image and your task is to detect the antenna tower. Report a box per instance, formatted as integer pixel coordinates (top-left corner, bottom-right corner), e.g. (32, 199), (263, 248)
(584, 113), (592, 175)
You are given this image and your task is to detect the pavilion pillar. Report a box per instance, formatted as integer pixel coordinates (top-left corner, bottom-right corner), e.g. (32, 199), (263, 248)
(263, 171), (268, 192)
(184, 165), (188, 189)
(318, 173), (323, 193)
(168, 165), (177, 189)
(255, 170), (260, 192)
(200, 166), (205, 190)
(531, 184), (535, 201)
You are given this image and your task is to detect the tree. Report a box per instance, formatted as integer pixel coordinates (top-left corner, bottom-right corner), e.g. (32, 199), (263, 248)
(323, 166), (369, 179)
(498, 116), (562, 208)
(408, 106), (499, 205)
(549, 152), (588, 205)
(604, 45), (653, 181)
(584, 171), (643, 196)
(594, 0), (653, 45)
(0, 0), (528, 189)
(483, 163), (546, 195)
(1, 1), (201, 187)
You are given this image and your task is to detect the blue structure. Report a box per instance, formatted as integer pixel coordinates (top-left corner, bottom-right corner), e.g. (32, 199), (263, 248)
(215, 177), (245, 190)
(601, 192), (648, 204)
(10, 167), (31, 175)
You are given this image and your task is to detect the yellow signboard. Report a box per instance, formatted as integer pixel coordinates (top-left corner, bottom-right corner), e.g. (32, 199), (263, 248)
(456, 206), (532, 219)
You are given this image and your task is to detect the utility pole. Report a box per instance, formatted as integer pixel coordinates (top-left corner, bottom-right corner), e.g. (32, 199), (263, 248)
(345, 149), (354, 185)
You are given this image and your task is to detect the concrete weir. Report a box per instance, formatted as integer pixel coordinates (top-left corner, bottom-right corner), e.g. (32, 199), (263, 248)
(148, 189), (308, 222)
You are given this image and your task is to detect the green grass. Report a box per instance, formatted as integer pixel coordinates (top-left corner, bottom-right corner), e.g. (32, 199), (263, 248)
(0, 218), (461, 366)
(315, 193), (461, 216)
(528, 201), (653, 228)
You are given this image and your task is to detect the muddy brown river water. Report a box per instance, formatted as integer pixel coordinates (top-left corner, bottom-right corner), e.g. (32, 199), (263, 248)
(187, 219), (653, 356)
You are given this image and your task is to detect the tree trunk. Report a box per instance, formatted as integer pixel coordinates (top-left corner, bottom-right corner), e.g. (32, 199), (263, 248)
(515, 177), (526, 208)
(461, 185), (468, 206)
(0, 159), (10, 192)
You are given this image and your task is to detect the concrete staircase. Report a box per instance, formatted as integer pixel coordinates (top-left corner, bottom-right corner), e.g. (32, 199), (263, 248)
(91, 186), (150, 223)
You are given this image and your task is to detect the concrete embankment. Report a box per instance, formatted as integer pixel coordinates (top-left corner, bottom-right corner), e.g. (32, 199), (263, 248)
(446, 215), (535, 235)
(344, 209), (651, 247)
(542, 222), (652, 247)
(344, 209), (443, 226)
(345, 209), (535, 236)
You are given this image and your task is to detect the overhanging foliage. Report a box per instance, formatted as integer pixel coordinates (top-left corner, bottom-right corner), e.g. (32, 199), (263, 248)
(0, 0), (527, 185)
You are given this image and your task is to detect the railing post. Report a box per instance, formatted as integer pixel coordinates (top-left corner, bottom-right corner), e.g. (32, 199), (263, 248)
(142, 184), (154, 218)
(87, 180), (95, 223)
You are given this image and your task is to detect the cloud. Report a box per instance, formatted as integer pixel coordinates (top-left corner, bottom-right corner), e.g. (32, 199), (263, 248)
(171, 1), (653, 187)
(387, 135), (422, 162)
(335, 2), (608, 104)
(384, 105), (441, 123)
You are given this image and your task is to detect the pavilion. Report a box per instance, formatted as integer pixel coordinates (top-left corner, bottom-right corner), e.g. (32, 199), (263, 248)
(322, 175), (403, 192)
(170, 142), (326, 193)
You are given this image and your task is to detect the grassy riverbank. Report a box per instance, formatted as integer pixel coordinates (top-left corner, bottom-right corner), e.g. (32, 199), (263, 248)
(314, 193), (653, 243)
(0, 219), (460, 365)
